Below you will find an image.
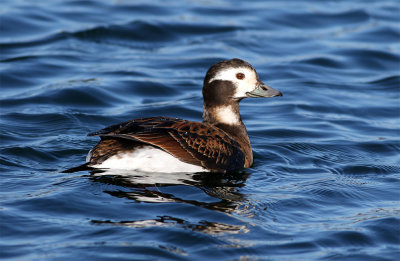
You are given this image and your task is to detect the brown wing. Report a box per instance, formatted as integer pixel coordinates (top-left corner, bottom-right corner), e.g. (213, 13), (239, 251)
(89, 117), (245, 172)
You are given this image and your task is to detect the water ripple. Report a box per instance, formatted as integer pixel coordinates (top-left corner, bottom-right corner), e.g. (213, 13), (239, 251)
(1, 0), (399, 260)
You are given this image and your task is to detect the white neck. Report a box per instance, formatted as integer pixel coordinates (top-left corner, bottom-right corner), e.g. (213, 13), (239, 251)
(213, 105), (241, 126)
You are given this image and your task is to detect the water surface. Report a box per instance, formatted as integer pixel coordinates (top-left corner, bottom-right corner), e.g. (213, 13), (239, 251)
(1, 0), (399, 260)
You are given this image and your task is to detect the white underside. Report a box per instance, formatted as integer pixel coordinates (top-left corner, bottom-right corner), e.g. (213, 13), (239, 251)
(89, 145), (207, 173)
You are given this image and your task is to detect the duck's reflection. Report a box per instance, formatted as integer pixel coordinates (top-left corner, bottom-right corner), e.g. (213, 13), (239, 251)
(91, 215), (249, 235)
(89, 169), (249, 212)
(87, 169), (250, 234)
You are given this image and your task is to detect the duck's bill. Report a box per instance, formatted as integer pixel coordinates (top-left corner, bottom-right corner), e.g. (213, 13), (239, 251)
(246, 83), (282, 98)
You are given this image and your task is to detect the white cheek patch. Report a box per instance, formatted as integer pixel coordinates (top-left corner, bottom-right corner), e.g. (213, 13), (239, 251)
(208, 67), (258, 99)
(208, 68), (241, 84)
(234, 76), (258, 99)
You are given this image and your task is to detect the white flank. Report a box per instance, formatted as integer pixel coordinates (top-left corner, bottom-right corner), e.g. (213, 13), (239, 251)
(214, 105), (240, 125)
(92, 146), (207, 173)
(208, 67), (258, 99)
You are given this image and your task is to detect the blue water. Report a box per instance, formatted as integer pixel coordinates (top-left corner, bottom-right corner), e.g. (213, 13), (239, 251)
(1, 0), (399, 260)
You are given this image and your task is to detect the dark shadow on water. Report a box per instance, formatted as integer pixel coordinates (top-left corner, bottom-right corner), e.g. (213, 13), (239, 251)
(88, 169), (249, 211)
(87, 169), (250, 234)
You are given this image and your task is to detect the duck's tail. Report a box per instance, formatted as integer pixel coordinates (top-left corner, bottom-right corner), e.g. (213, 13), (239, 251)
(61, 163), (93, 173)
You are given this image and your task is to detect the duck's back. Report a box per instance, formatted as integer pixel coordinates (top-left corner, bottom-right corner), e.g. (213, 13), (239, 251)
(86, 117), (246, 173)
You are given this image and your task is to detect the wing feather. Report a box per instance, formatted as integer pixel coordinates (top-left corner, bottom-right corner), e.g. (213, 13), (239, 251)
(90, 117), (245, 172)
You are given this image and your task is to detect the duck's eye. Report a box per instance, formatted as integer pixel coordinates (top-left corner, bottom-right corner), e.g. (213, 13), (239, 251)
(236, 73), (245, 80)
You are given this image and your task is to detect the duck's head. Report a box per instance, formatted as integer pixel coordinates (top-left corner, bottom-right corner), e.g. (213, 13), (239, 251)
(203, 58), (282, 108)
(202, 59), (282, 126)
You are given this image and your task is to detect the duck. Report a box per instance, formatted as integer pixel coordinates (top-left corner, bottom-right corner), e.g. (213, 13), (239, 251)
(68, 58), (282, 173)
